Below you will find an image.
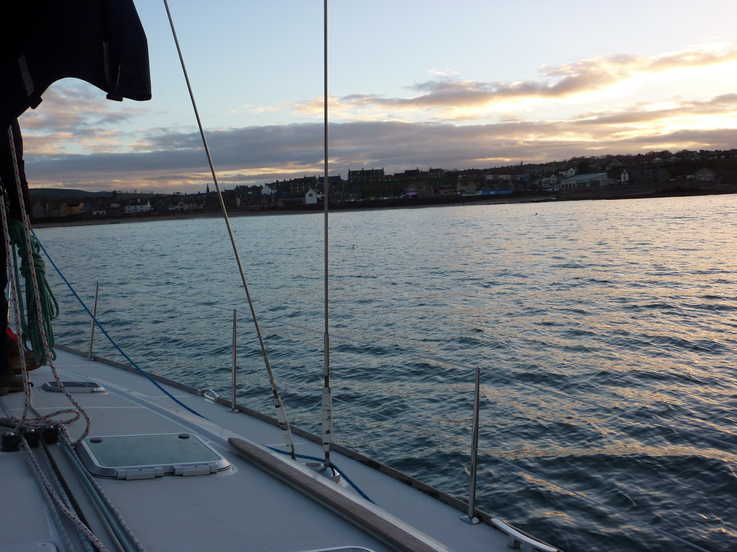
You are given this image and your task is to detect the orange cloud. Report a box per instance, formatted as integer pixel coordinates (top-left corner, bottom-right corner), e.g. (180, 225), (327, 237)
(281, 45), (737, 121)
(20, 80), (146, 156)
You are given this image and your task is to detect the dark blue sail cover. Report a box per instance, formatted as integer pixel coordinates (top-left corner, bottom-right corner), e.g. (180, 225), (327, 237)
(0, 0), (151, 376)
(0, 0), (152, 126)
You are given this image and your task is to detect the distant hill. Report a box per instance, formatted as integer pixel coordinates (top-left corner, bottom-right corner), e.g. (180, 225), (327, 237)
(29, 188), (112, 200)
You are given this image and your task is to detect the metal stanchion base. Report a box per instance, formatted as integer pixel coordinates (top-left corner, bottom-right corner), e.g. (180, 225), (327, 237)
(460, 514), (481, 525)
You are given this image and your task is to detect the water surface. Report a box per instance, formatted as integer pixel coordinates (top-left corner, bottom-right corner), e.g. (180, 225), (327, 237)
(37, 195), (737, 551)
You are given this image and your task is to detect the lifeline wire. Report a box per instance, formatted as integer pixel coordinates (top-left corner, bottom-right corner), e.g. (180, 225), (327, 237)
(38, 238), (377, 512)
(35, 237), (205, 420)
(162, 0), (296, 459)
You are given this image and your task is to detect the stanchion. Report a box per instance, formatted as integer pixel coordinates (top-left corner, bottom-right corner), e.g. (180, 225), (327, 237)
(87, 281), (100, 359)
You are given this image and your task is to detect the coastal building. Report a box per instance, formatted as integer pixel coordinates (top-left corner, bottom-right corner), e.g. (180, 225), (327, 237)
(540, 174), (558, 192)
(689, 168), (717, 182)
(316, 175), (343, 194)
(348, 168), (383, 185)
(347, 168), (384, 199)
(557, 172), (611, 192)
(64, 201), (86, 216)
(124, 199), (152, 214)
(482, 174), (514, 194)
(457, 173), (479, 195)
(167, 197), (204, 213)
(304, 188), (321, 205)
(430, 169), (457, 196)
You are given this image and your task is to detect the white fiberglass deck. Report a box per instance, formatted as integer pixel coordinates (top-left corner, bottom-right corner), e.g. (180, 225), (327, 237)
(0, 349), (537, 552)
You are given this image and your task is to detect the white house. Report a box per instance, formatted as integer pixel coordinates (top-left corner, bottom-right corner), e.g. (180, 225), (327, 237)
(305, 188), (322, 205)
(168, 199), (204, 212)
(124, 200), (152, 214)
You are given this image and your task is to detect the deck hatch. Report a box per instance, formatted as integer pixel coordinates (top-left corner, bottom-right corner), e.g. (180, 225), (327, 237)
(77, 433), (231, 479)
(42, 381), (105, 393)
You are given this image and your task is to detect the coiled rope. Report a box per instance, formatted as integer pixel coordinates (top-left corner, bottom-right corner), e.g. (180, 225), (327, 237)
(8, 218), (58, 366)
(2, 124), (91, 442)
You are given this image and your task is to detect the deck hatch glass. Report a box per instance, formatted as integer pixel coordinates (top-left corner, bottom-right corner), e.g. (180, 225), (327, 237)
(77, 433), (230, 479)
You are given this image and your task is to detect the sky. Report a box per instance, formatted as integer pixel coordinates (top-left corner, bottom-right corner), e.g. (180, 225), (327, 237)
(18, 0), (737, 193)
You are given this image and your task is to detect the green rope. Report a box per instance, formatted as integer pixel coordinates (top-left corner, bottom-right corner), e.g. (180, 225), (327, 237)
(8, 219), (59, 365)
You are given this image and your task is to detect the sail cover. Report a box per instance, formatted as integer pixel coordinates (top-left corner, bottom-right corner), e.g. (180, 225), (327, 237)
(0, 0), (152, 125)
(0, 1), (150, 371)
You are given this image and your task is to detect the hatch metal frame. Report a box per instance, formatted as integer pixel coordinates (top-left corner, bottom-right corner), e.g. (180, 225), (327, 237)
(76, 432), (231, 480)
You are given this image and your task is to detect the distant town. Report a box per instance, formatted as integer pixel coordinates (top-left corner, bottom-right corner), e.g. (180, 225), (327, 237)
(30, 148), (737, 223)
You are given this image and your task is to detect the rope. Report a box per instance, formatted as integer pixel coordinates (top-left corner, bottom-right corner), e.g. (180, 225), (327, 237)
(8, 218), (58, 365)
(5, 124), (91, 442)
(22, 438), (110, 551)
(35, 237), (206, 420)
(58, 428), (146, 552)
(1, 182), (34, 428)
(162, 0), (296, 459)
(266, 445), (374, 504)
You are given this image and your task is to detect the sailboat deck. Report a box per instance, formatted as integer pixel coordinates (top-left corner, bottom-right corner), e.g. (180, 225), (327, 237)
(0, 349), (518, 552)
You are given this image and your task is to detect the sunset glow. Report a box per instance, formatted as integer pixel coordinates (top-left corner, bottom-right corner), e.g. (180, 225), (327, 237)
(16, 0), (737, 192)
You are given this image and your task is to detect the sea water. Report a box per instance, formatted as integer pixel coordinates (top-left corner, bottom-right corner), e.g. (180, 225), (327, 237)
(37, 194), (737, 552)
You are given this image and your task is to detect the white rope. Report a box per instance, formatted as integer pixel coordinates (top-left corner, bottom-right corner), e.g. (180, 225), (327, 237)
(5, 125), (91, 442)
(59, 428), (147, 552)
(22, 439), (110, 551)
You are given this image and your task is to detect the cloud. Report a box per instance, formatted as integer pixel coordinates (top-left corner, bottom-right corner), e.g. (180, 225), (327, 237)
(16, 46), (737, 192)
(574, 93), (737, 126)
(18, 80), (146, 154)
(24, 106), (737, 192)
(286, 46), (737, 120)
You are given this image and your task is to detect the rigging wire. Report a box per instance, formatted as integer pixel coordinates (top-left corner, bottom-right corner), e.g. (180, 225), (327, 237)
(43, 273), (736, 453)
(161, 0), (296, 458)
(265, 445), (374, 504)
(45, 277), (736, 452)
(36, 237), (378, 513)
(35, 243), (727, 552)
(320, 0), (333, 469)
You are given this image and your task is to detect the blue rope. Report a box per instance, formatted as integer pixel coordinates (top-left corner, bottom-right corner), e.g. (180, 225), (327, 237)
(35, 237), (207, 420)
(266, 445), (374, 503)
(37, 235), (374, 504)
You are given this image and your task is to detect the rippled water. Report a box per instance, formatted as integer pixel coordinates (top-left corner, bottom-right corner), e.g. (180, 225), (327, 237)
(36, 195), (737, 551)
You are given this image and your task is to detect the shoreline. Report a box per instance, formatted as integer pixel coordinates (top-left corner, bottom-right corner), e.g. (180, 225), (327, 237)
(32, 189), (736, 229)
(33, 194), (554, 229)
